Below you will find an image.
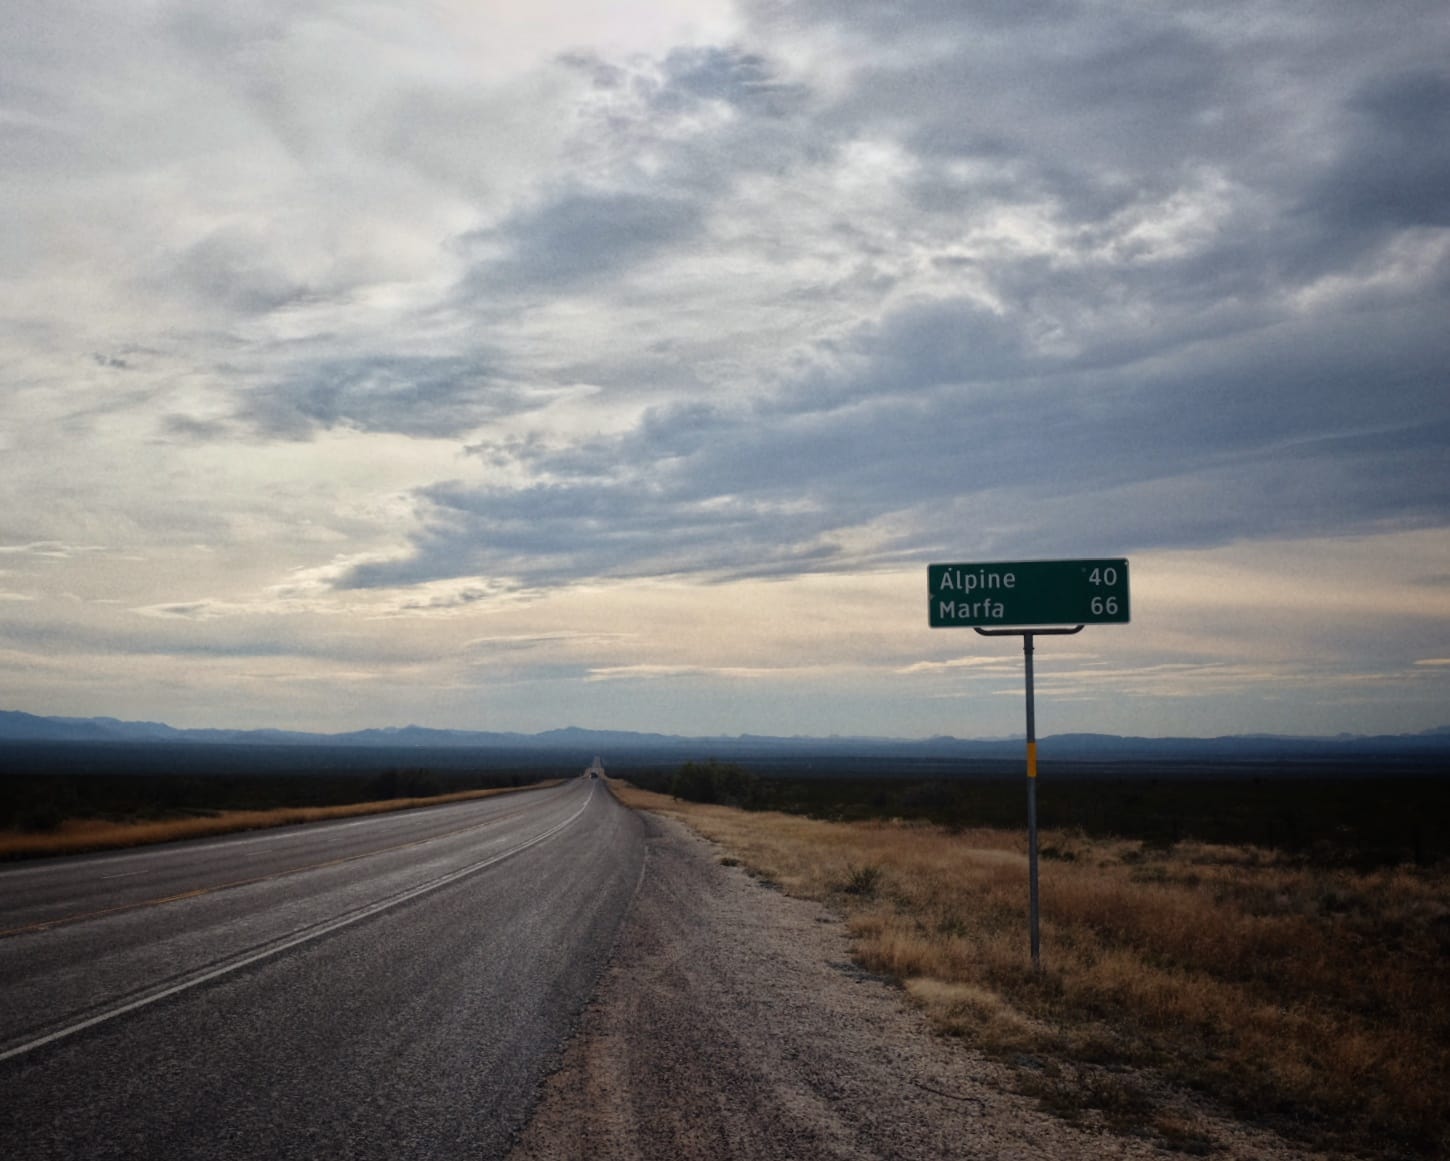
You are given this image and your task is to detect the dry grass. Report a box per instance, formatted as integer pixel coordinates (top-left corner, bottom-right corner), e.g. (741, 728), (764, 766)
(613, 781), (1450, 1158)
(0, 783), (559, 861)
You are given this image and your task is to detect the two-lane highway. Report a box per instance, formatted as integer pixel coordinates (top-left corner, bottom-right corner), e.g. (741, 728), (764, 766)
(0, 778), (644, 1160)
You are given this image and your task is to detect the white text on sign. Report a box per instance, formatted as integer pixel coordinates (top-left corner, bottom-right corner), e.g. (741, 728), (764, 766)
(934, 567), (1017, 622)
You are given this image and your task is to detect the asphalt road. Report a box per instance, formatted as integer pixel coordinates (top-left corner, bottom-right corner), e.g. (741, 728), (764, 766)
(0, 777), (645, 1160)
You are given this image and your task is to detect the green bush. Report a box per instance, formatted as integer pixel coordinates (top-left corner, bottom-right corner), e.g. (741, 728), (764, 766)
(668, 760), (764, 810)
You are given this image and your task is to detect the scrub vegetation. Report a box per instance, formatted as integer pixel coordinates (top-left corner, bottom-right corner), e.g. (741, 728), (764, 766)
(628, 762), (1450, 867)
(0, 766), (561, 860)
(614, 778), (1450, 1158)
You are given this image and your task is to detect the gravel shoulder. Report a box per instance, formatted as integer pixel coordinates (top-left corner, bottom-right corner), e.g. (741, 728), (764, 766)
(510, 809), (1324, 1161)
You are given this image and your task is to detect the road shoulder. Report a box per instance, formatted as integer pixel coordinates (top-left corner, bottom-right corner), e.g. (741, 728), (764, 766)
(509, 810), (1319, 1161)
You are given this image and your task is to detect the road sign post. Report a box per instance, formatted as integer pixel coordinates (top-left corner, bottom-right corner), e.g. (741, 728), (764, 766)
(928, 559), (1130, 970)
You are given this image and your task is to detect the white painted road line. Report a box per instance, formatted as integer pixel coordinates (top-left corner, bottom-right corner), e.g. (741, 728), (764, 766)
(0, 783), (594, 1064)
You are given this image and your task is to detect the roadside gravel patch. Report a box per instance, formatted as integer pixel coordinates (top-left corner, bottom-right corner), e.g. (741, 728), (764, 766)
(509, 811), (1324, 1161)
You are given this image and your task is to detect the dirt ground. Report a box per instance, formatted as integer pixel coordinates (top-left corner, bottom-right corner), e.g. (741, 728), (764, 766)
(508, 810), (1326, 1161)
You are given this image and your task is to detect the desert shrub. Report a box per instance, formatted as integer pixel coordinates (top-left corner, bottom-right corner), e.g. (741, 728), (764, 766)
(840, 863), (884, 897)
(668, 760), (764, 809)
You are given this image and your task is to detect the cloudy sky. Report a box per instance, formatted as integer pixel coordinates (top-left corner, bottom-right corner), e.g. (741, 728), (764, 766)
(3, 1), (1448, 740)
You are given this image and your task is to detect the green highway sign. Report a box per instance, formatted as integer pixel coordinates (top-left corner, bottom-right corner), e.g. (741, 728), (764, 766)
(928, 558), (1130, 628)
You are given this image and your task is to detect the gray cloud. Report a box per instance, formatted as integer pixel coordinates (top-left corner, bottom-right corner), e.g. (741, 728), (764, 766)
(170, 226), (315, 315)
(654, 45), (806, 116)
(339, 268), (1449, 589)
(464, 189), (704, 295)
(338, 470), (846, 591)
(1311, 68), (1450, 230)
(236, 355), (528, 440)
(40, 0), (1438, 591)
(452, 44), (815, 308)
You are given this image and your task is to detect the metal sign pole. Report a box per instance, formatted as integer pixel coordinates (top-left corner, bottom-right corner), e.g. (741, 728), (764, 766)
(976, 625), (1082, 970)
(1024, 631), (1040, 968)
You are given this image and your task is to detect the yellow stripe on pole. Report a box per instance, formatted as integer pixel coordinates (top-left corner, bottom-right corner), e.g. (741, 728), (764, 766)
(1026, 740), (1038, 779)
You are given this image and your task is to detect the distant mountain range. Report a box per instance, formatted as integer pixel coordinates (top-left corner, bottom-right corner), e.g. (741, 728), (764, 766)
(3, 708), (1449, 763)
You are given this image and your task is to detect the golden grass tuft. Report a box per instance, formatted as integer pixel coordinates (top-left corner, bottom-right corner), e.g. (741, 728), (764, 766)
(613, 779), (1450, 1157)
(0, 782), (559, 861)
